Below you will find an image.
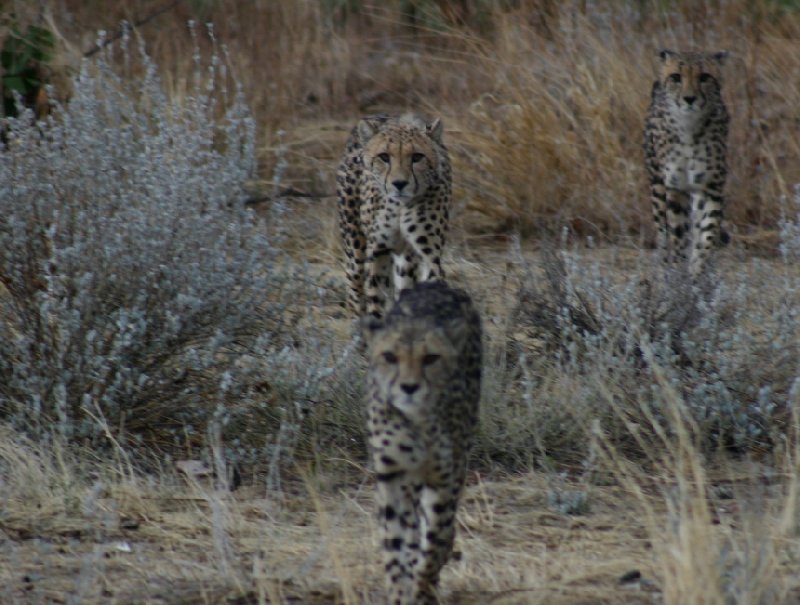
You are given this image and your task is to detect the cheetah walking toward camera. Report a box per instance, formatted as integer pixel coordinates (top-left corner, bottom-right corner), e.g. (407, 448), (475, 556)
(644, 49), (730, 277)
(336, 114), (452, 319)
(364, 281), (482, 605)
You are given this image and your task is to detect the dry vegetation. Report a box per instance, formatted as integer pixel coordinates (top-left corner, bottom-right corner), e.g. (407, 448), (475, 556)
(15, 0), (800, 238)
(1, 1), (800, 604)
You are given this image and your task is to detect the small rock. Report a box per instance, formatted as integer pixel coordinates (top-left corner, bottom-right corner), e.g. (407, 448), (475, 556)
(619, 569), (642, 585)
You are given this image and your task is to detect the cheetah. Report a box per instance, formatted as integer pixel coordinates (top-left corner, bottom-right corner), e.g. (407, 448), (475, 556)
(644, 49), (730, 277)
(364, 281), (482, 605)
(336, 114), (452, 318)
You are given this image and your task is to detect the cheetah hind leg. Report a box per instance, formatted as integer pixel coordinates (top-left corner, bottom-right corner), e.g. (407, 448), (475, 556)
(649, 179), (669, 259)
(365, 248), (393, 318)
(338, 193), (367, 315)
(345, 250), (366, 316)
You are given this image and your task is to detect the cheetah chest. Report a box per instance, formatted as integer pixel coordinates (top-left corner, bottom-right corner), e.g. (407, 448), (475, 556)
(662, 138), (716, 192)
(364, 195), (439, 254)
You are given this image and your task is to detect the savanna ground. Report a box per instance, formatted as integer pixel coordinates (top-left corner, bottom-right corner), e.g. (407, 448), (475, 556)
(1, 1), (800, 603)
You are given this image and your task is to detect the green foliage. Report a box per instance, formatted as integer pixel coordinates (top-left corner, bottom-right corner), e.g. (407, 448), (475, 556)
(765, 0), (800, 10)
(186, 0), (223, 21)
(1, 22), (55, 117)
(321, 0), (364, 23)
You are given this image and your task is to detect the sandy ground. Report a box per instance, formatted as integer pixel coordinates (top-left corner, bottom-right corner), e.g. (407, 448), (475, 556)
(0, 471), (665, 604)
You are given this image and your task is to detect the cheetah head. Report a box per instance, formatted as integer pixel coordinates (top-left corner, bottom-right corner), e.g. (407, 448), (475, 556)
(358, 114), (444, 204)
(658, 49), (727, 117)
(365, 314), (469, 422)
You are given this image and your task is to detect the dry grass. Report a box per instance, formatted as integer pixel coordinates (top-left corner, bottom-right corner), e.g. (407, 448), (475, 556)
(3, 424), (800, 604)
(3, 245), (799, 604)
(591, 380), (800, 605)
(3, 2), (800, 604)
(17, 0), (798, 245)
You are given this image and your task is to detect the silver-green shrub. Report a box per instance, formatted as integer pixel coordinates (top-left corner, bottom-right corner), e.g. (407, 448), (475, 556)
(489, 208), (800, 465)
(0, 37), (293, 449)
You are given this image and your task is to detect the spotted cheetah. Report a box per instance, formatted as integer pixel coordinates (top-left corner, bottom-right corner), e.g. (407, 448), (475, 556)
(644, 49), (729, 277)
(336, 114), (452, 318)
(364, 281), (482, 605)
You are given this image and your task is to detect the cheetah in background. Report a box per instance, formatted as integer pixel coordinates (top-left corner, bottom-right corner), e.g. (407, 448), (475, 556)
(364, 281), (482, 605)
(644, 49), (730, 277)
(336, 114), (452, 319)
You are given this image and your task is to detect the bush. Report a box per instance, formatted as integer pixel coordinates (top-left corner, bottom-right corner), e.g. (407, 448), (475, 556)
(487, 208), (800, 466)
(0, 36), (299, 454)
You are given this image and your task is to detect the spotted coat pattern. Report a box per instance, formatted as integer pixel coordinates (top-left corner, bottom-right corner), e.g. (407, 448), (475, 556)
(364, 282), (482, 605)
(644, 49), (729, 277)
(336, 114), (452, 318)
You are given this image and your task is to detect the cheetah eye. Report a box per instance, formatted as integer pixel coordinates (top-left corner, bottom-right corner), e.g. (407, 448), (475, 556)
(668, 73), (682, 83)
(377, 153), (391, 163)
(421, 354), (440, 366)
(698, 72), (712, 83)
(382, 351), (398, 364)
(411, 153), (426, 163)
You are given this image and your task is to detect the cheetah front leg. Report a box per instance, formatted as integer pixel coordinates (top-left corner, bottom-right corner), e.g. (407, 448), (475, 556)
(376, 477), (426, 605)
(412, 481), (461, 604)
(402, 219), (445, 284)
(392, 249), (418, 297)
(689, 185), (724, 278)
(664, 187), (691, 269)
(370, 418), (427, 605)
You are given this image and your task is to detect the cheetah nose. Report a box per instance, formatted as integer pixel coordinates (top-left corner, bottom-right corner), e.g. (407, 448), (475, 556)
(400, 383), (419, 395)
(392, 180), (408, 192)
(683, 96), (697, 105)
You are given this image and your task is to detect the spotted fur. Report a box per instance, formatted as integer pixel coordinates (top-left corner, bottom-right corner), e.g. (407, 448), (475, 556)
(336, 114), (452, 318)
(644, 49), (730, 277)
(365, 282), (482, 605)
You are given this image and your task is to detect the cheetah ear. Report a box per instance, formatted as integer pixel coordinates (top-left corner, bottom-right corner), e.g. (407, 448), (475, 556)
(711, 51), (728, 65)
(658, 49), (676, 62)
(360, 316), (384, 344)
(426, 118), (444, 143)
(442, 316), (470, 352)
(356, 118), (378, 144)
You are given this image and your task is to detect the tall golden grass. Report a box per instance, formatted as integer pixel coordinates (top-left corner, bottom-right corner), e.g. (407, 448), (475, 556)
(30, 0), (800, 243)
(2, 399), (798, 604)
(591, 360), (800, 605)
